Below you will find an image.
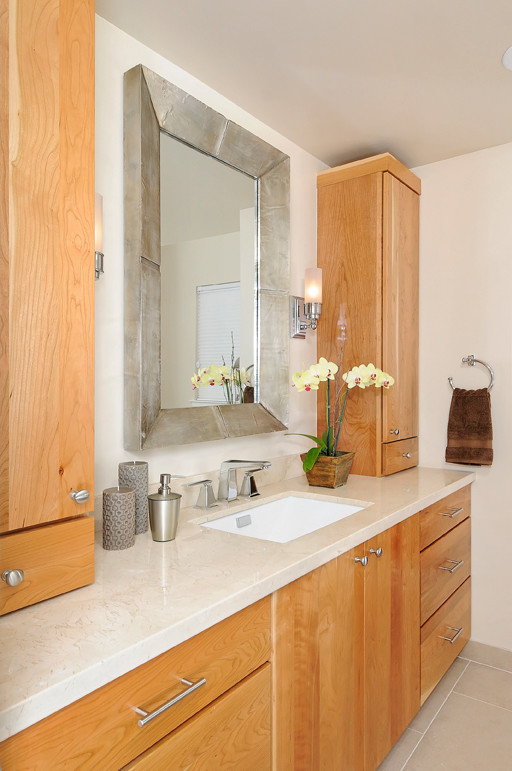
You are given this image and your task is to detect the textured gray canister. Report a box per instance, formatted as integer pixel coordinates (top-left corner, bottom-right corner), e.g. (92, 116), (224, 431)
(102, 486), (136, 550)
(118, 461), (148, 534)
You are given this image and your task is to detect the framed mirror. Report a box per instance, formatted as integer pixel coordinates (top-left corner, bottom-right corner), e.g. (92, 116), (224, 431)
(124, 65), (290, 450)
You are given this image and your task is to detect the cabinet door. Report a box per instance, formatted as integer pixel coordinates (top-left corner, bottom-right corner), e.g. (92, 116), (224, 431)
(0, 0), (94, 533)
(364, 515), (420, 770)
(382, 173), (419, 443)
(317, 173), (383, 477)
(272, 550), (365, 771)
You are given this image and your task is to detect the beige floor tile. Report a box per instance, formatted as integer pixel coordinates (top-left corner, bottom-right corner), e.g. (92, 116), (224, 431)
(454, 661), (512, 711)
(377, 728), (422, 770)
(461, 641), (512, 673)
(409, 657), (468, 733)
(404, 692), (512, 770)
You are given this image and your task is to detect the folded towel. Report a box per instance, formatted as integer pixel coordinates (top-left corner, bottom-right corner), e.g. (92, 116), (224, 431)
(445, 388), (493, 466)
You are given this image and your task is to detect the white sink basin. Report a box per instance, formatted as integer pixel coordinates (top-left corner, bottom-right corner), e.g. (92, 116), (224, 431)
(201, 495), (364, 543)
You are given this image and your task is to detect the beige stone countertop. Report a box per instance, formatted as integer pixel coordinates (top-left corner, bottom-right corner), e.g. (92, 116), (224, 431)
(0, 465), (475, 741)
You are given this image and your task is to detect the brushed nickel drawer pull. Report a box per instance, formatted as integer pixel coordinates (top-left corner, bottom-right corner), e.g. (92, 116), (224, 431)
(390, 428), (400, 435)
(135, 677), (207, 727)
(369, 547), (383, 558)
(402, 452), (412, 459)
(441, 506), (464, 519)
(355, 555), (368, 567)
(439, 626), (464, 644)
(439, 559), (464, 573)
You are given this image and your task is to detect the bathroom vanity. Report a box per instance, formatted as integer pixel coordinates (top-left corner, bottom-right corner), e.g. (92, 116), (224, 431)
(0, 467), (473, 770)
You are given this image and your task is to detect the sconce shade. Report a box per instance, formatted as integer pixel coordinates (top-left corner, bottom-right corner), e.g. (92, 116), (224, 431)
(305, 268), (322, 303)
(95, 193), (103, 253)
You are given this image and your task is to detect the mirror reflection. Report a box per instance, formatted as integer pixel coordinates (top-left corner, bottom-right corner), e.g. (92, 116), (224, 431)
(160, 134), (257, 409)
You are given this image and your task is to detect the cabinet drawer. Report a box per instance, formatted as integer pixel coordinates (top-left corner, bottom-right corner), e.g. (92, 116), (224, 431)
(382, 437), (418, 475)
(421, 578), (471, 704)
(0, 517), (95, 615)
(419, 486), (471, 550)
(123, 664), (271, 770)
(0, 597), (271, 770)
(421, 517), (470, 625)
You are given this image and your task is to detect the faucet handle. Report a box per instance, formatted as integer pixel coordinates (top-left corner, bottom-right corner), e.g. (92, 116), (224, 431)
(240, 468), (266, 497)
(183, 479), (217, 510)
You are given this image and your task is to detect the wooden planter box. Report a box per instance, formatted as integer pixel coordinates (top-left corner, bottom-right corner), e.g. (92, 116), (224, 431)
(300, 452), (355, 488)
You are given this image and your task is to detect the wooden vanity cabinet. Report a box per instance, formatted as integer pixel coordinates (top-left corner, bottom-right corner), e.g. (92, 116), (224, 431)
(419, 486), (472, 703)
(0, 598), (272, 770)
(0, 0), (95, 614)
(317, 154), (420, 477)
(273, 515), (420, 771)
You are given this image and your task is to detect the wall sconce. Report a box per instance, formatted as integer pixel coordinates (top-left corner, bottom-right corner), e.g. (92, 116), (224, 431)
(95, 193), (104, 280)
(290, 268), (323, 339)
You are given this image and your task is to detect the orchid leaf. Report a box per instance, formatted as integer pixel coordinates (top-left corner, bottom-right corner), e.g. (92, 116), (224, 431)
(285, 432), (327, 451)
(302, 446), (322, 472)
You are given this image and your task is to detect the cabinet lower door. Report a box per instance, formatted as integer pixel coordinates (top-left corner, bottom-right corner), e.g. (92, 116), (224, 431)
(123, 665), (271, 771)
(364, 515), (420, 770)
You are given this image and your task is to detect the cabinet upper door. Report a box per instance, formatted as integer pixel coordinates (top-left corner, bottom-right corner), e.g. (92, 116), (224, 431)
(382, 173), (419, 443)
(0, 0), (95, 533)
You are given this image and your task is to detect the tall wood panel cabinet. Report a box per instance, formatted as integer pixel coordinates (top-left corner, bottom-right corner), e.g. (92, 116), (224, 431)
(317, 153), (421, 476)
(0, 0), (95, 615)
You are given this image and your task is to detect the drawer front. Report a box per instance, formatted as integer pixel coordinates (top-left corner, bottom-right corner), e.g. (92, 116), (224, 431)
(420, 485), (471, 550)
(123, 664), (271, 770)
(0, 597), (271, 770)
(382, 437), (418, 475)
(421, 517), (471, 625)
(0, 517), (94, 615)
(421, 578), (471, 704)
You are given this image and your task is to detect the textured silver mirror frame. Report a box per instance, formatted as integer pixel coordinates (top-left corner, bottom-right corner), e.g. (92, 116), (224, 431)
(124, 65), (290, 450)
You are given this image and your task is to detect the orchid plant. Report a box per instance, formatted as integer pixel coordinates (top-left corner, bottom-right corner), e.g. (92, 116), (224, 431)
(191, 362), (252, 404)
(289, 358), (394, 471)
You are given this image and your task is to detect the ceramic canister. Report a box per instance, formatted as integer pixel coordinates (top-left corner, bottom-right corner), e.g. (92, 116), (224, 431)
(102, 486), (136, 550)
(118, 461), (149, 534)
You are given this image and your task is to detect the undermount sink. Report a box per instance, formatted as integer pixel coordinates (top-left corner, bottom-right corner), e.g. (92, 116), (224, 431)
(201, 495), (365, 543)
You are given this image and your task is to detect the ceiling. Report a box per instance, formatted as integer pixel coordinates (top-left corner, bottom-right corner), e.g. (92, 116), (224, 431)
(96, 0), (512, 169)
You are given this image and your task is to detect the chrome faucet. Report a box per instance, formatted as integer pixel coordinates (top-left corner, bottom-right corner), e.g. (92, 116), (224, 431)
(217, 460), (271, 502)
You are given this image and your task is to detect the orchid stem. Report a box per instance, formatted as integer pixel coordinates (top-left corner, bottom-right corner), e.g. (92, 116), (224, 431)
(326, 380), (331, 456)
(334, 388), (349, 455)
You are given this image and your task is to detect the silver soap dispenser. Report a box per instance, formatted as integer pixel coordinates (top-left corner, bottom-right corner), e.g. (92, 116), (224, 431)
(148, 474), (182, 542)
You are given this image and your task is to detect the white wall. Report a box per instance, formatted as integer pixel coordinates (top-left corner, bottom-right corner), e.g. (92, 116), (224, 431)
(94, 16), (326, 492)
(415, 142), (512, 651)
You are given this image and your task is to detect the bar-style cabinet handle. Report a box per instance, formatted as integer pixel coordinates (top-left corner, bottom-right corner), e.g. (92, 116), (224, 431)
(439, 626), (464, 644)
(439, 559), (464, 573)
(441, 506), (464, 519)
(135, 677), (206, 727)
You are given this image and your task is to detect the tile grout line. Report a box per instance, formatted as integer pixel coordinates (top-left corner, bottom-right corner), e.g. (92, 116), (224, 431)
(458, 655), (512, 677)
(399, 659), (471, 770)
(450, 690), (512, 715)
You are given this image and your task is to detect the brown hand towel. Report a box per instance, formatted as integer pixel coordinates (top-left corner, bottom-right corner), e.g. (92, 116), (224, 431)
(445, 387), (493, 466)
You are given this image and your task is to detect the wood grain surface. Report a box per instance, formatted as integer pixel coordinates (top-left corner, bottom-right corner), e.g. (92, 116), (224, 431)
(1, 0), (94, 534)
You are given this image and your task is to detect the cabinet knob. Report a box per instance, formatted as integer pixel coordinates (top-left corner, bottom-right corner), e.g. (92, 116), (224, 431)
(390, 428), (400, 435)
(70, 489), (90, 504)
(402, 452), (412, 459)
(354, 555), (368, 567)
(2, 569), (25, 587)
(369, 547), (383, 558)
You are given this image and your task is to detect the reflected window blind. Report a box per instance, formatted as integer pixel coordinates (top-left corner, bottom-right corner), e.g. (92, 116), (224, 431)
(195, 282), (240, 403)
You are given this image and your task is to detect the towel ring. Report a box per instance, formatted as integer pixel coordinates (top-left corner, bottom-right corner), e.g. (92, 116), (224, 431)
(448, 354), (495, 392)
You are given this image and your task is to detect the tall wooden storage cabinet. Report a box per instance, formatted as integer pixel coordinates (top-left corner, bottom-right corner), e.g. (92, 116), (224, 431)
(317, 153), (421, 476)
(0, 0), (95, 614)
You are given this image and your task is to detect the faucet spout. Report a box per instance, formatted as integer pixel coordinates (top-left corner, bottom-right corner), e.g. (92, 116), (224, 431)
(218, 459), (271, 502)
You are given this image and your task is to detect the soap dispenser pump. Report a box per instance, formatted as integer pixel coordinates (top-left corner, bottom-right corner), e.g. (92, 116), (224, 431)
(148, 474), (183, 542)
